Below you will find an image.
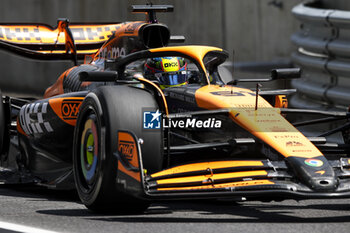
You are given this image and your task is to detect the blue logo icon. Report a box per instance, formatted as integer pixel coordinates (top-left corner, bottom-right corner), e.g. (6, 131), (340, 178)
(143, 110), (161, 129)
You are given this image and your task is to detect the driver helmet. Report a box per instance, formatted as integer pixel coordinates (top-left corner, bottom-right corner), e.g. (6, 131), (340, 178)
(144, 57), (188, 89)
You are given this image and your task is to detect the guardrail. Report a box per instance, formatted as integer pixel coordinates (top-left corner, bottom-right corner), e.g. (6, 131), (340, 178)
(291, 1), (350, 110)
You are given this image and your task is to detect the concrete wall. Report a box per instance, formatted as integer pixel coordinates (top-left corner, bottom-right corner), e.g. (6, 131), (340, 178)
(322, 0), (350, 10)
(0, 0), (303, 95)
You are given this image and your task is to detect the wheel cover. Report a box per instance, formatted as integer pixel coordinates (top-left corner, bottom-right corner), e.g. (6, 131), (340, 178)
(80, 118), (99, 185)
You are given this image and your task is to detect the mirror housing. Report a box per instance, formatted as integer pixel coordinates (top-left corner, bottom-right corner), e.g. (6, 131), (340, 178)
(271, 68), (301, 80)
(79, 71), (118, 82)
(228, 67), (302, 85)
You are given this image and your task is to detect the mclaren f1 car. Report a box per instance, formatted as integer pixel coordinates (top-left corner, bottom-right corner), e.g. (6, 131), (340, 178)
(0, 5), (350, 213)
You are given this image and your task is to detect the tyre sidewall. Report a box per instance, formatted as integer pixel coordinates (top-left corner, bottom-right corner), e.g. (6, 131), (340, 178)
(73, 86), (162, 211)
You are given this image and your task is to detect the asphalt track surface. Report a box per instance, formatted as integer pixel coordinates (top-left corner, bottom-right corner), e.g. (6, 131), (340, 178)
(0, 185), (349, 233)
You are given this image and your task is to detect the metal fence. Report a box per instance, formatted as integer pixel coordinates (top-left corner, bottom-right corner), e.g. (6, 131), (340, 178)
(291, 0), (350, 110)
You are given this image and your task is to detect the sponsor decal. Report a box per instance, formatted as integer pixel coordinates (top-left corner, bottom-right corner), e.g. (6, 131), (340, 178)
(274, 135), (299, 139)
(98, 47), (126, 60)
(162, 57), (179, 72)
(19, 102), (54, 134)
(292, 149), (312, 153)
(49, 97), (84, 126)
(168, 92), (195, 104)
(286, 141), (305, 147)
(70, 25), (120, 41)
(118, 140), (135, 161)
(164, 62), (178, 68)
(256, 119), (281, 123)
(211, 91), (256, 97)
(0, 27), (41, 41)
(304, 158), (324, 167)
(61, 99), (82, 120)
(270, 126), (288, 132)
(116, 131), (140, 178)
(0, 25), (120, 42)
(315, 170), (325, 175)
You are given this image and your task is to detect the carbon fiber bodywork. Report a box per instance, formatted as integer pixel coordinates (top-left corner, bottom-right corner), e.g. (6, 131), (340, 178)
(0, 4), (350, 207)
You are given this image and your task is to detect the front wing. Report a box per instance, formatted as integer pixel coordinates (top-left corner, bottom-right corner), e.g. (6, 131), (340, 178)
(116, 130), (350, 201)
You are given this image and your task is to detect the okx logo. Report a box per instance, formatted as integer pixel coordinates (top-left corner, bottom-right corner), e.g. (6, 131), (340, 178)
(143, 110), (161, 129)
(61, 99), (82, 120)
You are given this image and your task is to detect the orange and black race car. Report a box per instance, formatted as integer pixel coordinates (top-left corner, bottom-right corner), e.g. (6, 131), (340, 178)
(0, 5), (350, 213)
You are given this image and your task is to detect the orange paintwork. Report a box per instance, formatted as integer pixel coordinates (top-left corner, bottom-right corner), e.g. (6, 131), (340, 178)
(195, 85), (323, 158)
(150, 45), (222, 63)
(0, 24), (121, 45)
(49, 97), (84, 126)
(275, 95), (288, 108)
(118, 160), (141, 182)
(44, 67), (76, 98)
(16, 118), (26, 136)
(92, 22), (146, 61)
(196, 85), (271, 109)
(157, 179), (274, 191)
(117, 131), (141, 182)
(155, 170), (268, 185)
(137, 76), (169, 115)
(38, 49), (99, 54)
(315, 170), (325, 175)
(118, 131), (139, 168)
(151, 160), (264, 178)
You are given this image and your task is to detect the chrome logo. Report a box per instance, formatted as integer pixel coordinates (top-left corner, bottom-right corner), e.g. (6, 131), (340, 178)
(304, 158), (323, 167)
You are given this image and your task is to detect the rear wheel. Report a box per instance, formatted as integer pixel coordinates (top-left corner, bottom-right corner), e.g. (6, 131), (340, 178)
(73, 86), (163, 212)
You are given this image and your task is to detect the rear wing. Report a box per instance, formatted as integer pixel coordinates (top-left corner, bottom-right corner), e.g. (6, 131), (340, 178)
(0, 18), (121, 63)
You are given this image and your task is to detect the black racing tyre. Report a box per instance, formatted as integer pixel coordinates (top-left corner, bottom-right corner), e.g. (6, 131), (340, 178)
(73, 86), (163, 212)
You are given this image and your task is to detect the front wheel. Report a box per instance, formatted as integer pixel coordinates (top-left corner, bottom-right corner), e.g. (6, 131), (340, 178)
(73, 86), (163, 212)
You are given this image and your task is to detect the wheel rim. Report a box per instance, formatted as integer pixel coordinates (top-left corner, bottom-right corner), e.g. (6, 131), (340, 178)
(80, 116), (99, 187)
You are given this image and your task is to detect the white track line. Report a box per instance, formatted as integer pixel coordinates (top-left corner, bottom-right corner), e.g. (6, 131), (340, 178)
(0, 221), (60, 233)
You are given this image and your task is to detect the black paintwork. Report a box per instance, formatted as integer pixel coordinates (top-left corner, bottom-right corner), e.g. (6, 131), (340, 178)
(17, 92), (87, 187)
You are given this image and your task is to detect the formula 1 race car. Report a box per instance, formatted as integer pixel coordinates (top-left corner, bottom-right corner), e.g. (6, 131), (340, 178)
(0, 5), (350, 213)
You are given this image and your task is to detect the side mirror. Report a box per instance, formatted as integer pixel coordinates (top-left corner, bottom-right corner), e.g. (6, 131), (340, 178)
(227, 67), (302, 86)
(271, 68), (301, 80)
(79, 71), (118, 82)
